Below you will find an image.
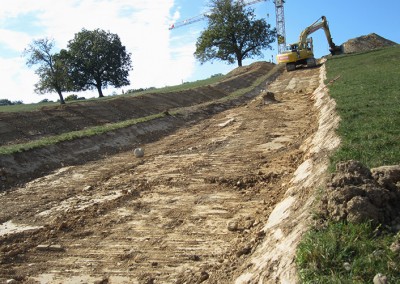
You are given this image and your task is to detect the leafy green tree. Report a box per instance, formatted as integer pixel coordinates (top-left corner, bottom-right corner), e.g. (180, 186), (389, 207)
(0, 99), (13, 106)
(65, 94), (86, 101)
(66, 29), (132, 98)
(23, 38), (72, 104)
(194, 0), (276, 67)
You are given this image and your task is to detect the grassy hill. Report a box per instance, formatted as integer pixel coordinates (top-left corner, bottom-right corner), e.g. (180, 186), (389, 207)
(297, 46), (400, 283)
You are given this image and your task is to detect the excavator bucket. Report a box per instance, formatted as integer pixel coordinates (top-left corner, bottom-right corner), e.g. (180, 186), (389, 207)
(330, 45), (343, 55)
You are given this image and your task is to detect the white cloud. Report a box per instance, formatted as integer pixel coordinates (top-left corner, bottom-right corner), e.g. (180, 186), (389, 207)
(0, 0), (198, 103)
(0, 57), (40, 102)
(0, 29), (32, 51)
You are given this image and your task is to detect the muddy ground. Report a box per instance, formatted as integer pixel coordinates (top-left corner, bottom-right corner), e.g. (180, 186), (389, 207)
(0, 63), (337, 283)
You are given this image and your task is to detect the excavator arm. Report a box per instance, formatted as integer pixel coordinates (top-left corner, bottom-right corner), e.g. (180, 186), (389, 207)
(299, 16), (341, 54)
(277, 15), (341, 71)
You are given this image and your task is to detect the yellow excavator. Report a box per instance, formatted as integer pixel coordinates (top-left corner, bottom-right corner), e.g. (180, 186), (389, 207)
(277, 16), (342, 71)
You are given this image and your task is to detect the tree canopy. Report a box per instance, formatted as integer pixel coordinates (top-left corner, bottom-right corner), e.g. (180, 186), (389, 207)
(23, 38), (72, 104)
(194, 0), (276, 67)
(66, 28), (132, 98)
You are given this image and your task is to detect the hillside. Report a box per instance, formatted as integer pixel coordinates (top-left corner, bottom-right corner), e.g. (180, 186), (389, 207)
(0, 35), (398, 283)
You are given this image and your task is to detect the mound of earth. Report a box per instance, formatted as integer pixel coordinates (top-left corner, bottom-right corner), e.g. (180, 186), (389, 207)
(342, 33), (398, 54)
(321, 160), (400, 227)
(0, 62), (282, 191)
(0, 62), (276, 147)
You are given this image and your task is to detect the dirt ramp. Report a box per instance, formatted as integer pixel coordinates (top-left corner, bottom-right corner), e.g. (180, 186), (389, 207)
(342, 33), (398, 54)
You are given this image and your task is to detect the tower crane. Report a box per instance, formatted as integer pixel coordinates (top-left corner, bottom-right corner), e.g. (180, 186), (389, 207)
(169, 0), (287, 53)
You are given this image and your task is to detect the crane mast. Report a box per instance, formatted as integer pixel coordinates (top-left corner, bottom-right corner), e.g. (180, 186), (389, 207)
(274, 0), (286, 54)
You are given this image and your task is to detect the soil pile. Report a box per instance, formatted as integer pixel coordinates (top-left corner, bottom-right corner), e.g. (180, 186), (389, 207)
(342, 33), (398, 54)
(321, 160), (400, 227)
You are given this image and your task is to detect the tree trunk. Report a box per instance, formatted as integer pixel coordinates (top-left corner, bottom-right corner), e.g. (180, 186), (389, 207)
(237, 53), (243, 67)
(96, 84), (104, 98)
(57, 90), (65, 105)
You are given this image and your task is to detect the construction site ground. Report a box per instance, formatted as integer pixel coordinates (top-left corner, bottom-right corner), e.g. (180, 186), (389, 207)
(0, 63), (338, 283)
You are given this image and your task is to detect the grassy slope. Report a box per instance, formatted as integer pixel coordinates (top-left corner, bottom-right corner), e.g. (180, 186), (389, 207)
(327, 46), (400, 168)
(297, 46), (400, 283)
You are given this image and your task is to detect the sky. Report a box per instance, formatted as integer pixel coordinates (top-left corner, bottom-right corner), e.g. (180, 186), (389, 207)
(0, 0), (399, 104)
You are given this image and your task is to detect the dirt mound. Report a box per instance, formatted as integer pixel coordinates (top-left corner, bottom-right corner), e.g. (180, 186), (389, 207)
(342, 33), (398, 54)
(321, 160), (400, 227)
(0, 62), (275, 147)
(226, 61), (270, 78)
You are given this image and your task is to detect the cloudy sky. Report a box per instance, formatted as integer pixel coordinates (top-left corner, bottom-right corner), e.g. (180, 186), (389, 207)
(0, 0), (399, 104)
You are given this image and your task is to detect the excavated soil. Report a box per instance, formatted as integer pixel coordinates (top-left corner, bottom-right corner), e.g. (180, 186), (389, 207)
(0, 62), (275, 147)
(0, 56), (346, 283)
(341, 33), (397, 54)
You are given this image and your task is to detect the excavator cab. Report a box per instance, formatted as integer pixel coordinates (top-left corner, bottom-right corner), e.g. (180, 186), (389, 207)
(277, 16), (341, 71)
(277, 38), (315, 71)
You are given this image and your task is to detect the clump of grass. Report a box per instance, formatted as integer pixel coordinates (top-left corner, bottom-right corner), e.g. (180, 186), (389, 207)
(326, 46), (400, 168)
(297, 222), (400, 283)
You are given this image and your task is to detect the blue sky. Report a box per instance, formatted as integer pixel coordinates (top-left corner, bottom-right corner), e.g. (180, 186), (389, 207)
(0, 0), (399, 104)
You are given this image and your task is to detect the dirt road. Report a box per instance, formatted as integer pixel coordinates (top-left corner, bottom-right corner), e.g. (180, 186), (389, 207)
(1, 66), (322, 283)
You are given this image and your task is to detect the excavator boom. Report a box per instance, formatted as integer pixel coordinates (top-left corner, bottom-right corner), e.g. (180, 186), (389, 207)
(277, 15), (342, 71)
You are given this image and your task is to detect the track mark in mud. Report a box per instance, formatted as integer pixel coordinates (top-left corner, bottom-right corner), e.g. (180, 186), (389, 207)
(0, 67), (321, 283)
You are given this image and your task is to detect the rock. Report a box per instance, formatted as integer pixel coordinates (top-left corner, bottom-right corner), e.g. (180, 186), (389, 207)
(373, 273), (388, 284)
(36, 244), (65, 252)
(227, 220), (239, 232)
(188, 254), (201, 261)
(236, 245), (252, 257)
(94, 277), (109, 284)
(343, 262), (351, 271)
(134, 148), (144, 158)
(6, 280), (17, 284)
(197, 271), (209, 283)
(83, 185), (93, 191)
(262, 91), (279, 105)
(390, 240), (400, 254)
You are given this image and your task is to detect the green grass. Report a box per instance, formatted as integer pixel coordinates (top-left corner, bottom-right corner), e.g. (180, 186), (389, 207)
(297, 222), (400, 283)
(0, 113), (165, 155)
(0, 74), (228, 113)
(297, 46), (400, 283)
(326, 46), (400, 168)
(131, 73), (227, 95)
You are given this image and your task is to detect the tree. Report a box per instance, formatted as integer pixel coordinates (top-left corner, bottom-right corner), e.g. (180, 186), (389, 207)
(194, 0), (277, 67)
(66, 29), (132, 98)
(24, 38), (72, 104)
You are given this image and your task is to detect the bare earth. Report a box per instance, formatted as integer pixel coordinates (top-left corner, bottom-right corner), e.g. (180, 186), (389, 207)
(0, 64), (339, 283)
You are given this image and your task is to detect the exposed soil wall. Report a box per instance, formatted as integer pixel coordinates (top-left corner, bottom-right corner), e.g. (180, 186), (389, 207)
(0, 63), (283, 190)
(0, 62), (275, 147)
